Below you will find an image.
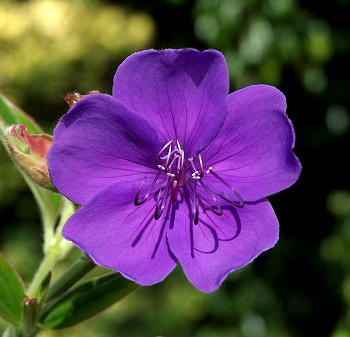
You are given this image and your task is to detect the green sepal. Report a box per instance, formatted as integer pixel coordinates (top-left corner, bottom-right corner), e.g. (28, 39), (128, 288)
(0, 253), (25, 325)
(40, 273), (139, 329)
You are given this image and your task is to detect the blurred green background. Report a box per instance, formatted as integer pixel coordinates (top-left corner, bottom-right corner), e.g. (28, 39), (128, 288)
(1, 0), (350, 336)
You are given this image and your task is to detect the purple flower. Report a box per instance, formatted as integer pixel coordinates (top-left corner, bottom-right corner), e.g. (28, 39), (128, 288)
(48, 49), (301, 293)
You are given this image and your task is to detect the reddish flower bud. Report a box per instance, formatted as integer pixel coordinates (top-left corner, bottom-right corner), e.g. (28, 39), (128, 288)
(5, 124), (54, 190)
(64, 90), (100, 106)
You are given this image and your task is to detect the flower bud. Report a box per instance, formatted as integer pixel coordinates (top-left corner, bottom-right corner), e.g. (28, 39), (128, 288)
(4, 124), (54, 190)
(64, 90), (100, 106)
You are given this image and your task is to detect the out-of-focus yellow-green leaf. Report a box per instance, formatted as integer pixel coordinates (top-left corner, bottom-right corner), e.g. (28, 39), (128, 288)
(0, 95), (42, 135)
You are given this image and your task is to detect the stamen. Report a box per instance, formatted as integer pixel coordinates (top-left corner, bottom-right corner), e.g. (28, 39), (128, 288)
(177, 153), (182, 173)
(180, 150), (185, 171)
(158, 140), (173, 160)
(176, 139), (182, 152)
(192, 182), (199, 225)
(134, 172), (161, 206)
(198, 180), (223, 216)
(167, 154), (179, 171)
(188, 156), (202, 180)
(188, 157), (196, 172)
(198, 154), (204, 177)
(154, 183), (170, 220)
(207, 167), (244, 208)
(164, 144), (172, 168)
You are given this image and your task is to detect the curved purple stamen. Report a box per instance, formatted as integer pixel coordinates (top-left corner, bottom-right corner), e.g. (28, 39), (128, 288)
(207, 168), (244, 208)
(192, 181), (199, 225)
(134, 171), (161, 206)
(154, 182), (171, 220)
(198, 180), (223, 216)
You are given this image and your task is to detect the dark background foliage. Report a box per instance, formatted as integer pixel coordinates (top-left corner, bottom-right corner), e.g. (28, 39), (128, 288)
(1, 0), (349, 336)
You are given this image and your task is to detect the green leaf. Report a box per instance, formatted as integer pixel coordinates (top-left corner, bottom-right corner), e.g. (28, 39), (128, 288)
(0, 94), (42, 135)
(40, 273), (138, 329)
(0, 253), (25, 325)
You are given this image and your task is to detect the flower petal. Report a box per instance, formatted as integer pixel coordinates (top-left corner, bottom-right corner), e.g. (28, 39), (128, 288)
(167, 197), (279, 293)
(202, 85), (301, 201)
(48, 94), (161, 204)
(113, 49), (229, 156)
(62, 180), (177, 286)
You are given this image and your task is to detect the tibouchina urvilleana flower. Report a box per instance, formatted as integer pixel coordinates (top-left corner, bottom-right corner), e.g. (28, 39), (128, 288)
(48, 49), (301, 293)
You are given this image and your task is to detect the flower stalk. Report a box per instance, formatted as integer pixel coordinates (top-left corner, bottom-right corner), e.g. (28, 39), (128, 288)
(26, 199), (75, 299)
(21, 297), (38, 337)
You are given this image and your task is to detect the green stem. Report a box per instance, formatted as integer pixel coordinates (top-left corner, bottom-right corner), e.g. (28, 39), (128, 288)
(26, 199), (75, 299)
(46, 254), (95, 302)
(26, 252), (58, 299)
(55, 198), (76, 237)
(22, 176), (58, 254)
(21, 298), (38, 337)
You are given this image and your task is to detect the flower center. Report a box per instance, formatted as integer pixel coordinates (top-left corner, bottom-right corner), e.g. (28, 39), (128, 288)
(134, 140), (244, 223)
(156, 139), (203, 185)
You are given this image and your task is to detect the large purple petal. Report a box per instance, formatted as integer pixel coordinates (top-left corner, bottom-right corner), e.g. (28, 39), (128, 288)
(113, 49), (229, 156)
(62, 180), (176, 286)
(202, 85), (301, 201)
(48, 94), (161, 205)
(167, 197), (279, 293)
